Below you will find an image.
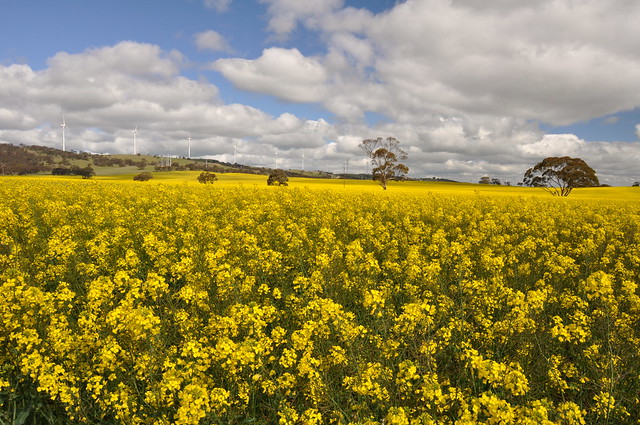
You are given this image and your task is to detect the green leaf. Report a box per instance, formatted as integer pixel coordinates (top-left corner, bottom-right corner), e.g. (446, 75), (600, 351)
(14, 406), (32, 425)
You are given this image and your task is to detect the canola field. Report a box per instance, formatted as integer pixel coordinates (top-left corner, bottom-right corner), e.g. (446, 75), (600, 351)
(1, 177), (640, 424)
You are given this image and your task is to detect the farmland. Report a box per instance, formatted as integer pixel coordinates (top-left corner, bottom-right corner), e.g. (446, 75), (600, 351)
(1, 176), (640, 424)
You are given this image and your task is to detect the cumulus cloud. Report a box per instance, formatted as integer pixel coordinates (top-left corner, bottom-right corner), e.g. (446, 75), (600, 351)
(258, 0), (344, 35)
(247, 0), (640, 126)
(257, 117), (331, 149)
(0, 41), (332, 159)
(212, 48), (328, 103)
(203, 0), (232, 13)
(46, 42), (183, 81)
(194, 30), (229, 52)
(358, 0), (640, 126)
(518, 134), (585, 158)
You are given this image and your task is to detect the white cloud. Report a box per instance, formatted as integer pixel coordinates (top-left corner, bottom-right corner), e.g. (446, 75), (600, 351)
(46, 42), (182, 81)
(247, 0), (640, 128)
(328, 33), (374, 68)
(518, 134), (585, 157)
(258, 0), (344, 35)
(212, 48), (328, 103)
(203, 0), (232, 13)
(0, 42), (332, 159)
(194, 30), (229, 52)
(0, 108), (37, 130)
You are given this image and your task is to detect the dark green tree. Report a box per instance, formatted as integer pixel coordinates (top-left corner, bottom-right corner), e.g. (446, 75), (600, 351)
(267, 169), (288, 186)
(137, 159), (148, 170)
(523, 156), (599, 196)
(197, 172), (218, 184)
(133, 172), (153, 181)
(75, 165), (95, 179)
(360, 137), (409, 190)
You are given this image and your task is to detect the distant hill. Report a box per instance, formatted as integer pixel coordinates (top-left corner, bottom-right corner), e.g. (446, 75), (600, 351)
(0, 143), (278, 177)
(0, 142), (458, 182)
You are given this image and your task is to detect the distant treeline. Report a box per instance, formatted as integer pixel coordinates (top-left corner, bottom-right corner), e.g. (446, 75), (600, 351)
(1, 142), (378, 180)
(92, 156), (150, 168)
(52, 165), (96, 179)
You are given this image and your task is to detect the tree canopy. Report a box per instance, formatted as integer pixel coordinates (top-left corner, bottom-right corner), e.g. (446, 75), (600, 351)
(267, 169), (288, 186)
(197, 172), (218, 184)
(360, 137), (409, 190)
(133, 172), (153, 181)
(523, 156), (599, 196)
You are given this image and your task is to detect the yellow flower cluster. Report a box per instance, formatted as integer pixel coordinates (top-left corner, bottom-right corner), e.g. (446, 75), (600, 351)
(1, 179), (640, 424)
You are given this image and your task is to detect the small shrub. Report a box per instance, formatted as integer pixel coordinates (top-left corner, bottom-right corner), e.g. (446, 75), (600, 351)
(197, 172), (218, 184)
(133, 172), (153, 181)
(267, 169), (288, 186)
(76, 165), (95, 179)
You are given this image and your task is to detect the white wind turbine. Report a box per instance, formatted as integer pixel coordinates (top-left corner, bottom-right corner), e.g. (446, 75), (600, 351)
(233, 144), (238, 164)
(187, 136), (192, 158)
(60, 116), (66, 151)
(132, 126), (138, 155)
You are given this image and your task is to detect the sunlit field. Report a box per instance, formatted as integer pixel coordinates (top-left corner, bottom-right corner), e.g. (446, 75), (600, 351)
(14, 171), (640, 199)
(1, 176), (640, 424)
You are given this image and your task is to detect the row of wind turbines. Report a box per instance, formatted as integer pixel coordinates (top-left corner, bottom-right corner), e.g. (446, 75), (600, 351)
(58, 118), (357, 173)
(58, 118), (359, 175)
(59, 117), (242, 164)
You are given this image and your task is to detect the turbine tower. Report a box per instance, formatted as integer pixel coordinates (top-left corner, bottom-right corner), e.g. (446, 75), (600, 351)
(302, 154), (305, 171)
(60, 116), (66, 152)
(132, 126), (137, 155)
(187, 136), (192, 158)
(233, 144), (238, 164)
(275, 150), (279, 169)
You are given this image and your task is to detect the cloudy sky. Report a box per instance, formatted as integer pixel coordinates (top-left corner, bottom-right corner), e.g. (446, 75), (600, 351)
(2, 0), (640, 185)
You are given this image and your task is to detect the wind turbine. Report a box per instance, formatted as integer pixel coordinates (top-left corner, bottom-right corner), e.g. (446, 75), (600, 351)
(187, 136), (192, 158)
(233, 144), (238, 164)
(132, 126), (138, 155)
(302, 154), (305, 171)
(275, 150), (279, 169)
(60, 116), (66, 151)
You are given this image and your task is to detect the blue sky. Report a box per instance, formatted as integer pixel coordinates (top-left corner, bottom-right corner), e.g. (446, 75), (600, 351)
(2, 0), (640, 184)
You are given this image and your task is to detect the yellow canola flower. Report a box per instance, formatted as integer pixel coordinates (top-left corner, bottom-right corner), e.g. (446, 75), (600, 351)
(2, 179), (640, 424)
(464, 348), (529, 396)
